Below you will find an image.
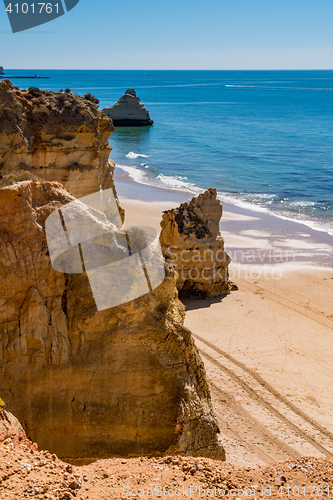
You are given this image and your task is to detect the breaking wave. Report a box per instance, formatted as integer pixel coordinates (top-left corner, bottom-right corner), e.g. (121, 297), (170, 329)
(126, 152), (150, 159)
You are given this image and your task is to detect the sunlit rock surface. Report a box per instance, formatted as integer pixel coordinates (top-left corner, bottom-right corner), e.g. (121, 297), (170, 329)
(160, 188), (231, 298)
(103, 88), (153, 126)
(0, 180), (224, 461)
(0, 80), (120, 202)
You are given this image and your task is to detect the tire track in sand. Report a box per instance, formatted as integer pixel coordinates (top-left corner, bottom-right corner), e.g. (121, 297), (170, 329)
(237, 279), (333, 333)
(194, 335), (333, 459)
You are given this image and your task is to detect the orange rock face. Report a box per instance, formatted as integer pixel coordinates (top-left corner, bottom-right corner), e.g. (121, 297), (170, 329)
(0, 181), (224, 461)
(0, 81), (224, 462)
(160, 188), (231, 298)
(0, 398), (25, 436)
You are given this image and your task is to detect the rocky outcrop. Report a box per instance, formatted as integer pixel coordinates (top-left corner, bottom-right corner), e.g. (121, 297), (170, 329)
(160, 188), (231, 298)
(0, 80), (121, 205)
(103, 89), (153, 126)
(0, 398), (25, 435)
(0, 67), (4, 75)
(0, 180), (224, 461)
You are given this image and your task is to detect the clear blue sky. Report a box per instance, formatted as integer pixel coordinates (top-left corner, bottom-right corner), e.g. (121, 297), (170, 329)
(1, 0), (333, 69)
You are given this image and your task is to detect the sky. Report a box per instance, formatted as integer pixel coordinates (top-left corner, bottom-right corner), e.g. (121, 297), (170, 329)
(0, 0), (333, 70)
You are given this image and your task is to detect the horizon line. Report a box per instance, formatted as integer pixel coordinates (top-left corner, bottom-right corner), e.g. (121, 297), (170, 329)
(2, 68), (333, 72)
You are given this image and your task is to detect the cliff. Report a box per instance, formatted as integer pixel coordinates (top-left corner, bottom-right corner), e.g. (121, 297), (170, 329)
(0, 81), (224, 461)
(0, 180), (224, 461)
(103, 88), (153, 126)
(0, 397), (25, 435)
(0, 80), (121, 205)
(160, 188), (231, 298)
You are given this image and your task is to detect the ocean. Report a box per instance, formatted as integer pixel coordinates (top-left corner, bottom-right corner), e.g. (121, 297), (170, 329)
(5, 69), (333, 236)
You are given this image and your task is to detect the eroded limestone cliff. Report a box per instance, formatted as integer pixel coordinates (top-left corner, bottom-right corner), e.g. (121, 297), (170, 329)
(160, 188), (231, 298)
(0, 82), (225, 461)
(0, 180), (224, 461)
(0, 80), (120, 204)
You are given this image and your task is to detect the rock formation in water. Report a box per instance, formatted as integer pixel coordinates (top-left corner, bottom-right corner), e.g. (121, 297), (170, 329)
(103, 88), (153, 126)
(0, 398), (25, 435)
(0, 67), (4, 75)
(160, 188), (231, 298)
(0, 80), (120, 204)
(0, 179), (224, 461)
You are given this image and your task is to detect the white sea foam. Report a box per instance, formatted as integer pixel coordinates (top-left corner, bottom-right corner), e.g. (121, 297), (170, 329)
(216, 192), (333, 236)
(116, 164), (333, 237)
(225, 85), (333, 91)
(116, 164), (201, 194)
(289, 200), (316, 207)
(126, 152), (150, 159)
(155, 174), (195, 190)
(117, 165), (148, 185)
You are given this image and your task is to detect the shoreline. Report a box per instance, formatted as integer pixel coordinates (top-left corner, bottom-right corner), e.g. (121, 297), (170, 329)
(114, 161), (333, 238)
(115, 165), (333, 270)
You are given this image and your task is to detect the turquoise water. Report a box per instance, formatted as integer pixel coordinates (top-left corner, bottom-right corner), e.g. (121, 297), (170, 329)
(7, 69), (333, 235)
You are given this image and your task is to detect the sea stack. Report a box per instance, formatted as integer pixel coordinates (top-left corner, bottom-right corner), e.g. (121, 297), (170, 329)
(103, 88), (153, 126)
(0, 67), (4, 75)
(160, 189), (231, 298)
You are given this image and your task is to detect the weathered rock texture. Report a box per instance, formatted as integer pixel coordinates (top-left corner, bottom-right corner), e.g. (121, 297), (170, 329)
(0, 180), (224, 461)
(160, 188), (231, 298)
(0, 398), (25, 435)
(0, 80), (120, 203)
(103, 88), (153, 126)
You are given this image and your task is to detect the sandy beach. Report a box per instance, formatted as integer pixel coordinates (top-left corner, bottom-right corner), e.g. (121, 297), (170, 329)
(115, 166), (333, 468)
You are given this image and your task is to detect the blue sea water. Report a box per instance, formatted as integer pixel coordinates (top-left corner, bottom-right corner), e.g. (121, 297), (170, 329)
(6, 69), (333, 235)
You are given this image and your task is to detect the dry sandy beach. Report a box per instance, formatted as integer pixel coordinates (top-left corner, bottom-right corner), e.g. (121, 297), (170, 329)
(115, 166), (333, 468)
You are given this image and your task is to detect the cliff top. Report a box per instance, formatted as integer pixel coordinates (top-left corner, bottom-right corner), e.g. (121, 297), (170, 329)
(0, 79), (112, 135)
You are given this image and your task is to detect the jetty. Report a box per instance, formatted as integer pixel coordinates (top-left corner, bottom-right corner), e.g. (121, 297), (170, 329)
(0, 68), (49, 79)
(0, 75), (50, 80)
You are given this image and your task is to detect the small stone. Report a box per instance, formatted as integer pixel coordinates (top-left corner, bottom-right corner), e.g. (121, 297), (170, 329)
(69, 481), (81, 490)
(62, 493), (72, 500)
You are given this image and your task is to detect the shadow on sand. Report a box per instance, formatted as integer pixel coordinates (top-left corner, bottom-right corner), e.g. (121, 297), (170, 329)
(181, 295), (228, 312)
